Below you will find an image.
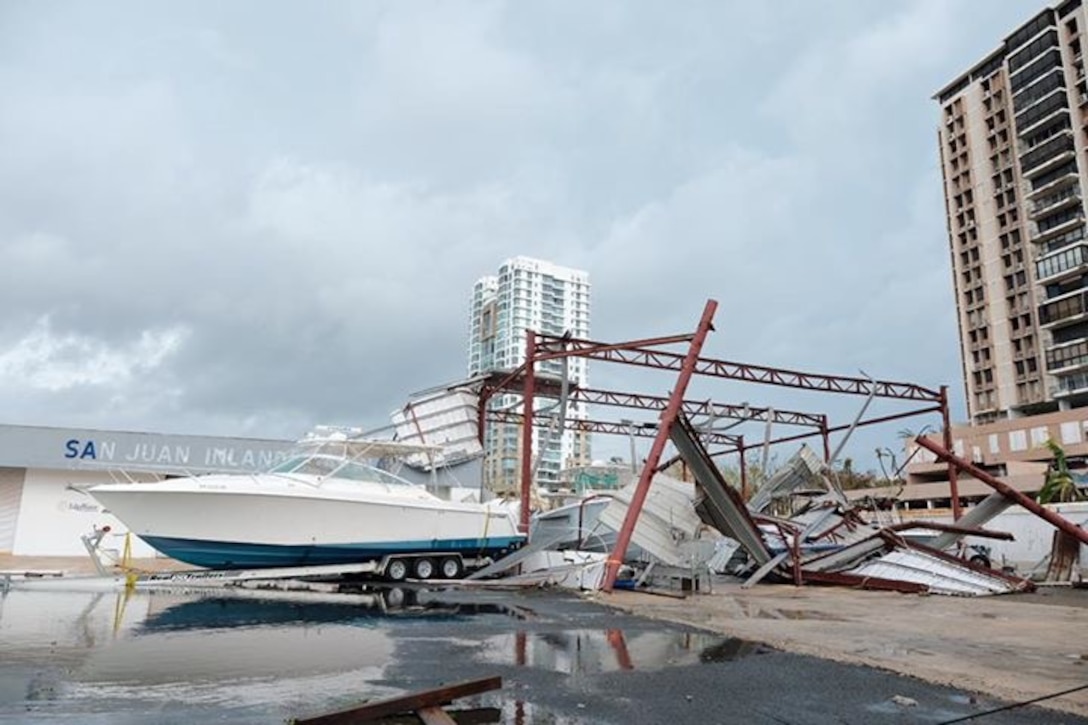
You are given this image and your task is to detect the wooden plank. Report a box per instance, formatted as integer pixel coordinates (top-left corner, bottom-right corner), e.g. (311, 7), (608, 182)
(417, 706), (458, 725)
(292, 677), (502, 725)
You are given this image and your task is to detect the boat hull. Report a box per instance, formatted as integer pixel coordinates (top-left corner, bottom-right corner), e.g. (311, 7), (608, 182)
(139, 534), (525, 569)
(90, 479), (525, 569)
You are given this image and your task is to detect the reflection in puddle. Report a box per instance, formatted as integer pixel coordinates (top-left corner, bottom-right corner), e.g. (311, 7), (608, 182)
(0, 587), (765, 724)
(0, 586), (530, 719)
(139, 587), (531, 632)
(482, 629), (768, 674)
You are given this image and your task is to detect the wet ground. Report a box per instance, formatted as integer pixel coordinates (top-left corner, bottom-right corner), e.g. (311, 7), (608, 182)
(1, 583), (1084, 724)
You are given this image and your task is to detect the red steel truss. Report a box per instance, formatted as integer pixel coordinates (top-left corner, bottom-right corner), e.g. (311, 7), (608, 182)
(494, 299), (958, 543)
(534, 332), (941, 401)
(571, 387), (825, 429)
(488, 410), (742, 447)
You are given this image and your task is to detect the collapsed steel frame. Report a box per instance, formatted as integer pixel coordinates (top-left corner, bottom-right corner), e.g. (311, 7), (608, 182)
(476, 299), (964, 591)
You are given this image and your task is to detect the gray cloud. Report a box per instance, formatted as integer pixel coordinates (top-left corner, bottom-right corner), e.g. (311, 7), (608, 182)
(0, 0), (1044, 465)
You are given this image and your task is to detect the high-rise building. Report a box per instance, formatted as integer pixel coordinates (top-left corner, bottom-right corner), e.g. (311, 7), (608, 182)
(935, 0), (1088, 426)
(468, 256), (591, 492)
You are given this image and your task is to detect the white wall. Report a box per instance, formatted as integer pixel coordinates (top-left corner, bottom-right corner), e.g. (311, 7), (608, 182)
(920, 501), (1088, 571)
(978, 502), (1088, 571)
(13, 468), (160, 557)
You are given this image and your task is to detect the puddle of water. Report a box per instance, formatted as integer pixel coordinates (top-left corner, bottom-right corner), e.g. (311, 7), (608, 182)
(0, 586), (524, 722)
(480, 629), (767, 674)
(138, 586), (530, 632)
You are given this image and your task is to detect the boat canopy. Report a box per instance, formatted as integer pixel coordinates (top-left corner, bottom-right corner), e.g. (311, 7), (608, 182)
(295, 435), (443, 461)
(269, 454), (415, 486)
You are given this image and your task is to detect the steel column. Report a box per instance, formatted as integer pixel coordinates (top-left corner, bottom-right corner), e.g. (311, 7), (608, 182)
(820, 416), (831, 461)
(519, 334), (537, 534)
(602, 300), (718, 591)
(739, 437), (748, 501)
(914, 436), (1088, 547)
(940, 386), (962, 521)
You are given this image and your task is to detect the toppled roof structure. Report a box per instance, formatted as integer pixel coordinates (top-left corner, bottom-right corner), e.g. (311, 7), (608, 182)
(465, 298), (1086, 596)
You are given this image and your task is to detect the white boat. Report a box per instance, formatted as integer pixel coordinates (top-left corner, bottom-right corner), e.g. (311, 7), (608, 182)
(87, 435), (525, 571)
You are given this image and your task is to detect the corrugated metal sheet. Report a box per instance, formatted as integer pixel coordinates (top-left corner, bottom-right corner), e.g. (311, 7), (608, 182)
(0, 467), (26, 552)
(597, 475), (706, 567)
(391, 388), (484, 468)
(849, 549), (1021, 596)
(669, 414), (773, 566)
(748, 444), (843, 513)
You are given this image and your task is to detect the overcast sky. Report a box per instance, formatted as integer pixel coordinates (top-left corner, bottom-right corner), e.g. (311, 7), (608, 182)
(0, 1), (1048, 466)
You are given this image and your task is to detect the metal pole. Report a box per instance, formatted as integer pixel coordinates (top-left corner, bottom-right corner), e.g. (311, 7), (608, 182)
(914, 435), (1088, 547)
(820, 416), (830, 461)
(477, 388), (492, 501)
(476, 387), (492, 445)
(940, 385), (963, 521)
(826, 372), (877, 467)
(602, 299), (718, 591)
(519, 333), (537, 534)
(760, 409), (773, 475)
(739, 437), (748, 501)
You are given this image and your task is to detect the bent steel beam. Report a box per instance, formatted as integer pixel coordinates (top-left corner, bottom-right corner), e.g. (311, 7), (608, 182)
(914, 436), (1088, 547)
(601, 300), (718, 591)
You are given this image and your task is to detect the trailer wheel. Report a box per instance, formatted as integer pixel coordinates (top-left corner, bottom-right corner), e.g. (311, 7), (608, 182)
(440, 556), (464, 579)
(385, 558), (409, 582)
(413, 557), (435, 580)
(969, 554), (991, 569)
(383, 587), (406, 608)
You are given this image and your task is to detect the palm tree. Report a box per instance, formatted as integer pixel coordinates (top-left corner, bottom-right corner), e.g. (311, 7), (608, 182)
(1037, 439), (1085, 505)
(1037, 439), (1084, 582)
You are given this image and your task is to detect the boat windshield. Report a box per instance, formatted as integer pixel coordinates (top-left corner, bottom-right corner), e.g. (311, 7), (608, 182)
(268, 455), (413, 486)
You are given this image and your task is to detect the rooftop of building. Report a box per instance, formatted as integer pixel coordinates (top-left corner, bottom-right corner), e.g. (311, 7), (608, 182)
(932, 1), (1081, 103)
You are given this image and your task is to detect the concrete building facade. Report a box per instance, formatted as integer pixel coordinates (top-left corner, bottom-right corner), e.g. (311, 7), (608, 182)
(936, 0), (1088, 425)
(467, 256), (591, 491)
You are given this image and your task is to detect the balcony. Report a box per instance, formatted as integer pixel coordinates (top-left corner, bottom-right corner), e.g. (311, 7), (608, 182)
(1039, 289), (1088, 327)
(1051, 370), (1088, 397)
(1020, 135), (1076, 177)
(1033, 209), (1086, 243)
(1012, 70), (1065, 113)
(1011, 48), (1063, 92)
(1015, 91), (1068, 135)
(1046, 339), (1088, 373)
(1031, 181), (1080, 218)
(1037, 242), (1088, 283)
(1028, 161), (1079, 198)
(1040, 224), (1088, 254)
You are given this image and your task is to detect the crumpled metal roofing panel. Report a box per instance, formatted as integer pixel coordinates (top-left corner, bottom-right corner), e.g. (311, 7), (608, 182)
(748, 444), (843, 513)
(849, 548), (1021, 596)
(597, 474), (707, 567)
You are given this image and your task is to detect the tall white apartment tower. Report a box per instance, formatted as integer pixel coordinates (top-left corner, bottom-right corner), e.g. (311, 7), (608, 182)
(468, 256), (591, 492)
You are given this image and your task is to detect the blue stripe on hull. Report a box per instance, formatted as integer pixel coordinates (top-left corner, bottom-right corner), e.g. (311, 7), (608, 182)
(140, 535), (526, 569)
